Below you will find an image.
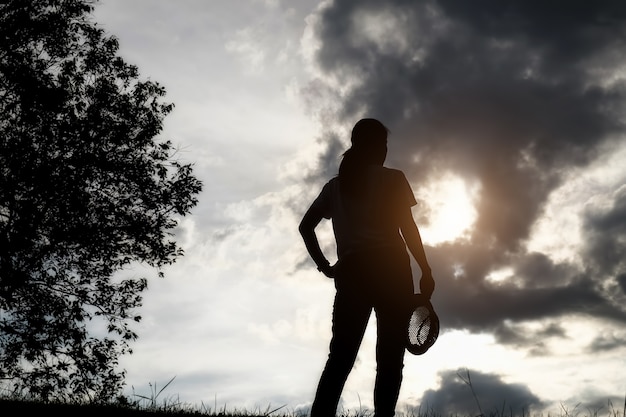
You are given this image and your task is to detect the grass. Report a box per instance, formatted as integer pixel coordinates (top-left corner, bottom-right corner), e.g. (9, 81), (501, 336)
(0, 394), (290, 417)
(1, 372), (625, 417)
(3, 397), (626, 417)
(0, 376), (292, 417)
(3, 395), (625, 417)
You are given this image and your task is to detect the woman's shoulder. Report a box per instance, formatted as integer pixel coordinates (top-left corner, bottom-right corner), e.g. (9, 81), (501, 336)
(318, 176), (340, 196)
(369, 165), (407, 181)
(324, 176), (340, 189)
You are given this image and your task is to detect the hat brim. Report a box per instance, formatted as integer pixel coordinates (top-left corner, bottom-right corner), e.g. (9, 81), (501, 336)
(406, 295), (440, 355)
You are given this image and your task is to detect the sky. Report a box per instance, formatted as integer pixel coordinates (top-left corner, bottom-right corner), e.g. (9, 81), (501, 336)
(92, 1), (626, 415)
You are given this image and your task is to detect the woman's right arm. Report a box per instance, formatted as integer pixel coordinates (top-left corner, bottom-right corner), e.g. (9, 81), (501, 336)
(398, 205), (435, 298)
(299, 206), (335, 278)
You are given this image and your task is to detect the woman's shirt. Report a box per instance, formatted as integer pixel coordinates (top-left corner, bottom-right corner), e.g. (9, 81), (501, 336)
(311, 165), (417, 259)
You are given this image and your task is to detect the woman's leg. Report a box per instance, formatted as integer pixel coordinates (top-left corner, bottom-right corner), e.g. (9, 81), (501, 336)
(310, 289), (372, 417)
(371, 250), (414, 417)
(372, 304), (410, 417)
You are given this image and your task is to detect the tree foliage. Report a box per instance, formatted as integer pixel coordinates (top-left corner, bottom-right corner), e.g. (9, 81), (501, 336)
(0, 0), (202, 401)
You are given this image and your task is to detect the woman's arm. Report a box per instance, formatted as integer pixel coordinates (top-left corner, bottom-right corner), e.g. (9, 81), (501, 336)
(298, 206), (335, 278)
(398, 205), (435, 298)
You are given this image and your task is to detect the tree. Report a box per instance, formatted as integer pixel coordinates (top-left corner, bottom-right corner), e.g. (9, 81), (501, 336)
(0, 0), (202, 401)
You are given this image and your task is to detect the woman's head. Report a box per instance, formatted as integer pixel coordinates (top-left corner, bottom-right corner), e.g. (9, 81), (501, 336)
(338, 118), (390, 197)
(351, 118), (388, 146)
(350, 118), (388, 165)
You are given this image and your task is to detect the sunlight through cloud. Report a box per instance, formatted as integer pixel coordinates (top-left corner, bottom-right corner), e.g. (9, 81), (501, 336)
(415, 173), (479, 245)
(485, 267), (514, 284)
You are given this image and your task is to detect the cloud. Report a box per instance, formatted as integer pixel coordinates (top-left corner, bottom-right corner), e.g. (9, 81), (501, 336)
(297, 0), (626, 344)
(587, 330), (626, 353)
(582, 184), (626, 277)
(308, 0), (626, 244)
(491, 321), (566, 355)
(225, 28), (267, 74)
(415, 368), (544, 416)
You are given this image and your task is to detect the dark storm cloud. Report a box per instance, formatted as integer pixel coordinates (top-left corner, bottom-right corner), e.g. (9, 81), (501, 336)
(582, 185), (626, 278)
(310, 0), (626, 248)
(492, 321), (565, 355)
(301, 0), (626, 341)
(415, 368), (544, 416)
(588, 331), (626, 352)
(577, 185), (626, 327)
(433, 265), (626, 331)
(424, 241), (626, 346)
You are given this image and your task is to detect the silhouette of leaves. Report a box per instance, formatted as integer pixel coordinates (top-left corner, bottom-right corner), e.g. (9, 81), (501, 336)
(0, 0), (202, 402)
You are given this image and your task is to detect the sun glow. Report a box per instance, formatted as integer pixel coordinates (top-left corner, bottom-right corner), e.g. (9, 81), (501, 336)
(485, 267), (514, 283)
(414, 173), (479, 245)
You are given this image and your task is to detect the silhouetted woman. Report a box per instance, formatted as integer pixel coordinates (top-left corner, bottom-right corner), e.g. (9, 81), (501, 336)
(299, 118), (434, 417)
